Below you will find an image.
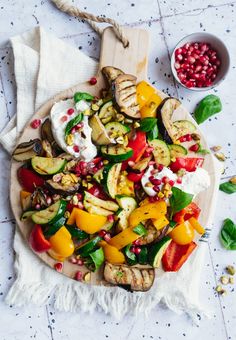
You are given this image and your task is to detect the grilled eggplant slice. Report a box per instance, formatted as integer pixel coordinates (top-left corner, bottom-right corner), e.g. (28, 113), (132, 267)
(104, 262), (155, 292)
(102, 66), (124, 85)
(89, 114), (113, 145)
(40, 118), (54, 143)
(157, 97), (181, 144)
(113, 74), (141, 119)
(46, 179), (79, 196)
(12, 139), (43, 161)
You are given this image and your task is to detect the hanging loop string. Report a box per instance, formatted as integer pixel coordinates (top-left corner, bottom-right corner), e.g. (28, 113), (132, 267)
(52, 0), (129, 47)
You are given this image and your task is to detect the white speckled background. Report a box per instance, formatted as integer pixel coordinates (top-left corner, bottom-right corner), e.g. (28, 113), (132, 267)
(0, 1), (236, 339)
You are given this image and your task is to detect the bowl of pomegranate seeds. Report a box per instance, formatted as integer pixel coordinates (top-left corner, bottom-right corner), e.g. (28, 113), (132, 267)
(171, 32), (230, 90)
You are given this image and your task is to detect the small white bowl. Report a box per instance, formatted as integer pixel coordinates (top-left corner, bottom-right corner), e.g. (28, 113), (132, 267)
(171, 32), (230, 91)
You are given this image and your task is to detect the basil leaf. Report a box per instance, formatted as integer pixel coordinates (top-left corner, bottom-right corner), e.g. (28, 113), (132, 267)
(220, 218), (236, 250)
(124, 244), (137, 265)
(147, 124), (158, 141)
(74, 92), (94, 103)
(139, 118), (157, 132)
(219, 182), (236, 194)
(65, 113), (83, 136)
(133, 223), (147, 236)
(43, 216), (66, 237)
(169, 187), (193, 216)
(194, 95), (222, 124)
(88, 247), (105, 271)
(169, 220), (177, 228)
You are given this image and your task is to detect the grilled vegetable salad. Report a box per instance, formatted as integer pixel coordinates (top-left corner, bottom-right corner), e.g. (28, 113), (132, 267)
(13, 67), (211, 292)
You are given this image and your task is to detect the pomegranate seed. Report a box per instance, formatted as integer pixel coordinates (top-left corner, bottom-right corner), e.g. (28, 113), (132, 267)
(146, 146), (154, 153)
(200, 43), (208, 53)
(177, 177), (182, 184)
(73, 145), (80, 153)
(158, 164), (164, 172)
(185, 134), (192, 142)
(195, 65), (202, 73)
(143, 151), (151, 158)
(193, 43), (199, 50)
(133, 239), (141, 246)
(107, 214), (114, 223)
(104, 233), (111, 242)
(174, 62), (181, 70)
(178, 72), (186, 81)
(134, 182), (141, 190)
(92, 167), (98, 173)
(98, 230), (107, 238)
(189, 143), (200, 152)
(184, 43), (190, 50)
(54, 262), (63, 272)
(97, 161), (104, 169)
(67, 108), (74, 115)
(153, 185), (160, 192)
(128, 161), (135, 167)
(46, 197), (52, 205)
(182, 63), (190, 70)
(182, 48), (187, 55)
(130, 246), (136, 254)
(179, 135), (187, 142)
(76, 193), (83, 201)
(169, 180), (175, 187)
(150, 178), (162, 186)
(35, 204), (41, 210)
(176, 54), (183, 61)
(187, 56), (195, 64)
(70, 257), (78, 264)
(162, 176), (169, 184)
(134, 247), (142, 255)
(30, 119), (41, 129)
(77, 259), (84, 266)
(149, 161), (156, 166)
(71, 127), (76, 134)
(89, 77), (97, 85)
(175, 48), (182, 56)
(74, 271), (83, 281)
(60, 115), (68, 123)
(185, 80), (194, 88)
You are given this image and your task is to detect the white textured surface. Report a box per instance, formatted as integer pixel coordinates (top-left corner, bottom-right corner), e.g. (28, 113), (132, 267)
(0, 0), (236, 339)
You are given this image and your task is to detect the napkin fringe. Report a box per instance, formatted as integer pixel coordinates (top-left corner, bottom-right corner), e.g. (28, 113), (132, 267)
(6, 277), (208, 322)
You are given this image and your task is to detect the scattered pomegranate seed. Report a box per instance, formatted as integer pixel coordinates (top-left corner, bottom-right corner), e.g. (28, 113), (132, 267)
(169, 180), (175, 187)
(130, 246), (136, 254)
(70, 257), (78, 264)
(34, 204), (41, 211)
(98, 230), (107, 238)
(177, 177), (182, 184)
(150, 177), (162, 186)
(54, 262), (63, 272)
(189, 143), (200, 152)
(179, 135), (187, 142)
(67, 108), (74, 115)
(153, 185), (160, 192)
(30, 119), (41, 129)
(149, 161), (156, 166)
(61, 115), (68, 123)
(185, 134), (192, 142)
(128, 160), (135, 167)
(71, 127), (76, 134)
(89, 77), (97, 85)
(104, 233), (111, 243)
(174, 41), (220, 88)
(162, 176), (169, 184)
(73, 145), (80, 153)
(97, 160), (104, 169)
(133, 239), (141, 246)
(76, 193), (83, 201)
(77, 259), (84, 266)
(158, 164), (164, 172)
(74, 271), (83, 281)
(134, 247), (142, 255)
(134, 182), (141, 190)
(46, 197), (52, 205)
(77, 202), (84, 210)
(143, 151), (151, 158)
(75, 122), (84, 130)
(107, 214), (115, 223)
(149, 196), (159, 202)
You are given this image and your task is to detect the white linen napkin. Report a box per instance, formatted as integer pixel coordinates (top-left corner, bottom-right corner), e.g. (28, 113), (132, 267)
(0, 26), (217, 320)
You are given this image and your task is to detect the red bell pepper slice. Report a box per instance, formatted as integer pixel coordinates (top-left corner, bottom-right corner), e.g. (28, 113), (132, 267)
(122, 131), (147, 170)
(162, 240), (197, 272)
(127, 171), (144, 182)
(173, 202), (201, 224)
(17, 167), (45, 193)
(170, 157), (204, 173)
(29, 224), (51, 253)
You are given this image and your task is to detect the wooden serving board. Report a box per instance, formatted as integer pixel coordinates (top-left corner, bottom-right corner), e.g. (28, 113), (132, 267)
(10, 27), (219, 286)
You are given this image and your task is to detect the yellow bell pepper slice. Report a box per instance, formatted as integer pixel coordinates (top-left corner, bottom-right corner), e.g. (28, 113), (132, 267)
(117, 171), (134, 196)
(67, 208), (107, 234)
(169, 221), (195, 245)
(129, 201), (167, 228)
(49, 226), (74, 261)
(152, 216), (169, 230)
(99, 241), (125, 264)
(140, 93), (162, 119)
(137, 81), (155, 109)
(189, 217), (205, 235)
(109, 227), (140, 250)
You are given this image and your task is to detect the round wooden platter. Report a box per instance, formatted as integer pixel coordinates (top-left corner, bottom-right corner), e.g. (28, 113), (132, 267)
(10, 27), (219, 286)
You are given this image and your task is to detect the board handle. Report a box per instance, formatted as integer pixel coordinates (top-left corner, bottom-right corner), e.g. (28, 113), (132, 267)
(99, 27), (149, 81)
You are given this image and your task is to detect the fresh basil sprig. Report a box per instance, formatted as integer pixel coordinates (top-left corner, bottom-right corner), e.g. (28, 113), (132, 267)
(219, 182), (236, 194)
(139, 117), (158, 141)
(65, 113), (83, 136)
(194, 94), (222, 124)
(169, 187), (193, 216)
(197, 143), (210, 155)
(85, 247), (105, 271)
(74, 92), (94, 103)
(220, 218), (236, 250)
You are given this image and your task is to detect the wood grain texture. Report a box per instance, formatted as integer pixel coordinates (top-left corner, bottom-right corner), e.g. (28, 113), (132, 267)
(10, 26), (219, 286)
